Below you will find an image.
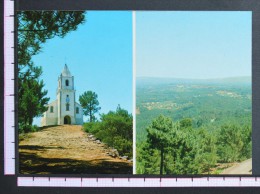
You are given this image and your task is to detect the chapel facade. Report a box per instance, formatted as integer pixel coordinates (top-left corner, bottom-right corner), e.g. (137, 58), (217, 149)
(41, 64), (83, 126)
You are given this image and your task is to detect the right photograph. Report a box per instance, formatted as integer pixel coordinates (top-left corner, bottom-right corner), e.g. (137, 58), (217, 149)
(136, 11), (252, 175)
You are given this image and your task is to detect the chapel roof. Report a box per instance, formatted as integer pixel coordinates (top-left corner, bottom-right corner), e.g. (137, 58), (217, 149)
(61, 64), (72, 77)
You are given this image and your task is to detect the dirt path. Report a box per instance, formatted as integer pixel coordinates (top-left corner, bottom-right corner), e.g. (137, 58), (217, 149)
(221, 158), (252, 174)
(19, 125), (132, 174)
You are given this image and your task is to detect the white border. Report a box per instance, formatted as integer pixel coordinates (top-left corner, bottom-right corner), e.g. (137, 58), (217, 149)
(132, 11), (136, 174)
(17, 177), (260, 187)
(4, 0), (15, 175)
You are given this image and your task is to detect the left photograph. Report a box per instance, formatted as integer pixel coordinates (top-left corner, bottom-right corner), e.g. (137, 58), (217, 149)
(18, 11), (133, 174)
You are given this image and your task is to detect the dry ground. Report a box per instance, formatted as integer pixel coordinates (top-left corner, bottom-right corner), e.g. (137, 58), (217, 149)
(220, 158), (252, 175)
(19, 125), (132, 174)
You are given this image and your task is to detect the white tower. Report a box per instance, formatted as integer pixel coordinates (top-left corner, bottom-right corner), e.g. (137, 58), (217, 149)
(56, 64), (76, 124)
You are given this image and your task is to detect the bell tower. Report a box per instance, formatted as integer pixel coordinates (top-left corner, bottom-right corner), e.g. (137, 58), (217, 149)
(56, 64), (76, 124)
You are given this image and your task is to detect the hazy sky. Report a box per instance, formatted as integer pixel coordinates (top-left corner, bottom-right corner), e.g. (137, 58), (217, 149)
(32, 11), (132, 125)
(136, 11), (252, 79)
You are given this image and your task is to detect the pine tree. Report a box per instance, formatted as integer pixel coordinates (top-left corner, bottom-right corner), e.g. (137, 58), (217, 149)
(18, 66), (49, 132)
(79, 91), (101, 122)
(146, 115), (174, 175)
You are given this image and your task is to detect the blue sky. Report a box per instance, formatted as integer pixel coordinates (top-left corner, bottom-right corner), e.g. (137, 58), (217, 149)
(31, 11), (252, 125)
(136, 11), (252, 79)
(32, 11), (132, 125)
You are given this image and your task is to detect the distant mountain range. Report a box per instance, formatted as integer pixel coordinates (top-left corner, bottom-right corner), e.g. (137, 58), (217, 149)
(137, 76), (251, 86)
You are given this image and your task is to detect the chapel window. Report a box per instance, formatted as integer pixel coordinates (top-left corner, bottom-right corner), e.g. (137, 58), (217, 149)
(66, 95), (70, 103)
(66, 79), (69, 86)
(50, 106), (54, 113)
(76, 107), (79, 114)
(66, 103), (70, 111)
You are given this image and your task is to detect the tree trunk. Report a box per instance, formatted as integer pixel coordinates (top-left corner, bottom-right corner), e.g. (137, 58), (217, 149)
(160, 147), (164, 175)
(90, 108), (92, 122)
(29, 117), (33, 126)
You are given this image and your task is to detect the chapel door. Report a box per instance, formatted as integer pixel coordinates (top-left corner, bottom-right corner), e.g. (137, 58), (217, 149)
(64, 116), (71, 124)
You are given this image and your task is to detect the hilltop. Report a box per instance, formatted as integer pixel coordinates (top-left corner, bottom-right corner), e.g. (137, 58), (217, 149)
(137, 76), (251, 86)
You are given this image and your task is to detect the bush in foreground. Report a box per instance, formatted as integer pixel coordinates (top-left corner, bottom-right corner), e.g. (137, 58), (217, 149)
(83, 106), (133, 159)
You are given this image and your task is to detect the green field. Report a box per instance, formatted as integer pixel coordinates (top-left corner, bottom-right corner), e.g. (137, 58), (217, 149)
(136, 77), (252, 174)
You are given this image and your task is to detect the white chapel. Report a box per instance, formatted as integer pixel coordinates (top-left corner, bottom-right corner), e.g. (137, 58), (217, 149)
(41, 64), (83, 126)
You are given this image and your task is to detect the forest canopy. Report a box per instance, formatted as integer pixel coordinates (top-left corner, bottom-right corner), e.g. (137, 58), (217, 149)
(137, 115), (251, 174)
(136, 78), (252, 174)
